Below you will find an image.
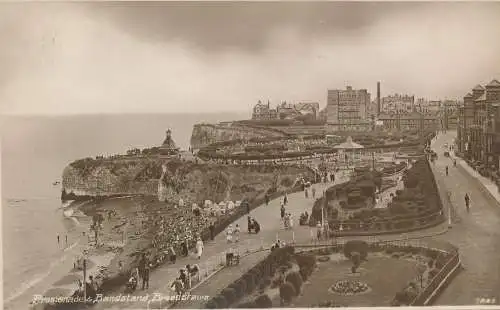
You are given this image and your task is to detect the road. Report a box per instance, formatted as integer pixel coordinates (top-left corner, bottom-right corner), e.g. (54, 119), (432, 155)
(431, 131), (500, 305)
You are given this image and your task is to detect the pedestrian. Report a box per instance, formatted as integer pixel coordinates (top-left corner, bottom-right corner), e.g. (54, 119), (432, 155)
(65, 235), (68, 246)
(226, 224), (233, 243)
(304, 188), (309, 198)
(181, 239), (188, 257)
(312, 187), (316, 199)
(316, 221), (322, 240)
(245, 200), (250, 214)
(142, 263), (150, 290)
(265, 193), (270, 206)
(196, 237), (204, 259)
(283, 193), (288, 205)
(209, 222), (215, 241)
(445, 166), (449, 176)
(57, 235), (60, 245)
(280, 204), (286, 220)
(234, 224), (240, 242)
(169, 246), (176, 264)
(465, 193), (470, 212)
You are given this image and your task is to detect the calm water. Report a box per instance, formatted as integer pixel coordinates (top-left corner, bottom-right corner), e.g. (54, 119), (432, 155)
(0, 112), (246, 307)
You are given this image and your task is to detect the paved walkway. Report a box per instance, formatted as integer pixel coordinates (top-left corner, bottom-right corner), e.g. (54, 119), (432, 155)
(429, 131), (500, 306)
(92, 171), (351, 310)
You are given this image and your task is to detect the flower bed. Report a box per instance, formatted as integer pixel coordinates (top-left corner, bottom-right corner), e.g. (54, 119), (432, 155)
(330, 280), (370, 295)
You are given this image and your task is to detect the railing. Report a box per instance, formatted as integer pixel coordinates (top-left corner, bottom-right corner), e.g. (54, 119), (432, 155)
(410, 250), (461, 306)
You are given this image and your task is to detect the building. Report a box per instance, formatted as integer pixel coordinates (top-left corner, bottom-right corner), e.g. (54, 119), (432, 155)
(327, 85), (371, 131)
(159, 129), (180, 156)
(381, 94), (415, 113)
(441, 100), (461, 130)
(457, 79), (500, 167)
(377, 111), (440, 133)
(294, 102), (320, 118)
(251, 100), (278, 120)
(252, 100), (320, 120)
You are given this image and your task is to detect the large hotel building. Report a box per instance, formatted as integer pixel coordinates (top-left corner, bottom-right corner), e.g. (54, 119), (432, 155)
(326, 86), (372, 131)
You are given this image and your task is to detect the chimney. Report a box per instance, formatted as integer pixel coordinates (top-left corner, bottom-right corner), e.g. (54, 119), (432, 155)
(377, 81), (381, 115)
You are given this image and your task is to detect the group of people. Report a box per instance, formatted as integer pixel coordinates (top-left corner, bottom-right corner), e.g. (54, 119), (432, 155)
(170, 264), (200, 295)
(225, 223), (241, 243)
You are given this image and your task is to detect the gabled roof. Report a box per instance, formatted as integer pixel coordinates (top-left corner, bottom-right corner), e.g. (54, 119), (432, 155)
(464, 93), (473, 98)
(486, 79), (500, 88)
(474, 93), (487, 102)
(473, 84), (485, 91)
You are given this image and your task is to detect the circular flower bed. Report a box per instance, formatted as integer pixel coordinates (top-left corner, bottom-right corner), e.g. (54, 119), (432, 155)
(330, 280), (370, 295)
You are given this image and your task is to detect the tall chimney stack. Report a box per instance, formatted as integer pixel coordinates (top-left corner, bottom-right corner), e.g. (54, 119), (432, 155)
(377, 81), (381, 115)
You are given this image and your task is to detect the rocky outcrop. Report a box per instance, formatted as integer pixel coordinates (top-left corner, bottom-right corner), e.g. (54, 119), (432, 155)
(62, 157), (315, 204)
(190, 123), (287, 150)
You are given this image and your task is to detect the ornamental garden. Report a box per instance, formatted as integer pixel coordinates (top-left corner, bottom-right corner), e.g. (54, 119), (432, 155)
(205, 241), (460, 308)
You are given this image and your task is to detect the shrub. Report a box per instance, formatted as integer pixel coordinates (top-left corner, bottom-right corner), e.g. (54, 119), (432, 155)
(221, 288), (237, 305)
(428, 268), (439, 279)
(213, 295), (228, 308)
(285, 271), (303, 295)
(255, 294), (273, 308)
(394, 290), (413, 305)
(244, 273), (256, 293)
(299, 267), (309, 281)
(343, 240), (368, 260)
(205, 300), (217, 309)
(236, 301), (257, 308)
(279, 282), (296, 304)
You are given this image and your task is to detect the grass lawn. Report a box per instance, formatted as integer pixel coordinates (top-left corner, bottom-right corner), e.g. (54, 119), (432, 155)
(292, 252), (422, 307)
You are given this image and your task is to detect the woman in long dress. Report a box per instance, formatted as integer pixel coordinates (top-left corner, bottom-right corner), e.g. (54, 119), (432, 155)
(226, 224), (233, 243)
(196, 237), (204, 259)
(234, 224), (240, 242)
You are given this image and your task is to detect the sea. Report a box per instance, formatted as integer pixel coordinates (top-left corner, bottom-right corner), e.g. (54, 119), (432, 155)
(0, 112), (246, 308)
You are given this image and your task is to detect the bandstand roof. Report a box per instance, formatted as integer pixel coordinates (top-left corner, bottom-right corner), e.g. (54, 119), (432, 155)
(333, 136), (364, 149)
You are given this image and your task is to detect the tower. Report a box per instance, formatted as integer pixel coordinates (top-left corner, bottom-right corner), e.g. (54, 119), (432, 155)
(377, 81), (381, 115)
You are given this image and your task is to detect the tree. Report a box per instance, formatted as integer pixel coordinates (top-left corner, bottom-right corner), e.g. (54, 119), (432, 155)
(351, 252), (361, 273)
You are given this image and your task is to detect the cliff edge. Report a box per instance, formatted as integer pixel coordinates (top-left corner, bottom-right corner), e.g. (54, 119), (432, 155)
(190, 122), (288, 150)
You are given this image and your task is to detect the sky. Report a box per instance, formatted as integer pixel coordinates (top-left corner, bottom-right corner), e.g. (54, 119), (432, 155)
(1, 1), (500, 115)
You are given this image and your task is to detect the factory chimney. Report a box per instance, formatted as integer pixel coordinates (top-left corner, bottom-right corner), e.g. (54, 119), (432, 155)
(377, 81), (381, 115)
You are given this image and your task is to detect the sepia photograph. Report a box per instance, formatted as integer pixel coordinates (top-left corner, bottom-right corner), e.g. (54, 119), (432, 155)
(1, 1), (500, 309)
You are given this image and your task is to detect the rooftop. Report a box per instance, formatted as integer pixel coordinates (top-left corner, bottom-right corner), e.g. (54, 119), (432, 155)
(473, 84), (485, 91)
(486, 79), (500, 88)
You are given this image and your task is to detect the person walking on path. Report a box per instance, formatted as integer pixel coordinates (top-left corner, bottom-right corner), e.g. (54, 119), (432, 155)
(312, 187), (316, 199)
(465, 193), (470, 212)
(209, 222), (215, 241)
(181, 239), (189, 257)
(265, 193), (270, 206)
(226, 224), (233, 243)
(234, 224), (241, 242)
(283, 193), (288, 206)
(280, 204), (286, 221)
(196, 237), (204, 259)
(169, 246), (177, 264)
(57, 235), (60, 245)
(304, 187), (309, 198)
(446, 166), (449, 176)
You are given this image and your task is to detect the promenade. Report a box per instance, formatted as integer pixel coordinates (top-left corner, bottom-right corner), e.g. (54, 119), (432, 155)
(93, 171), (351, 310)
